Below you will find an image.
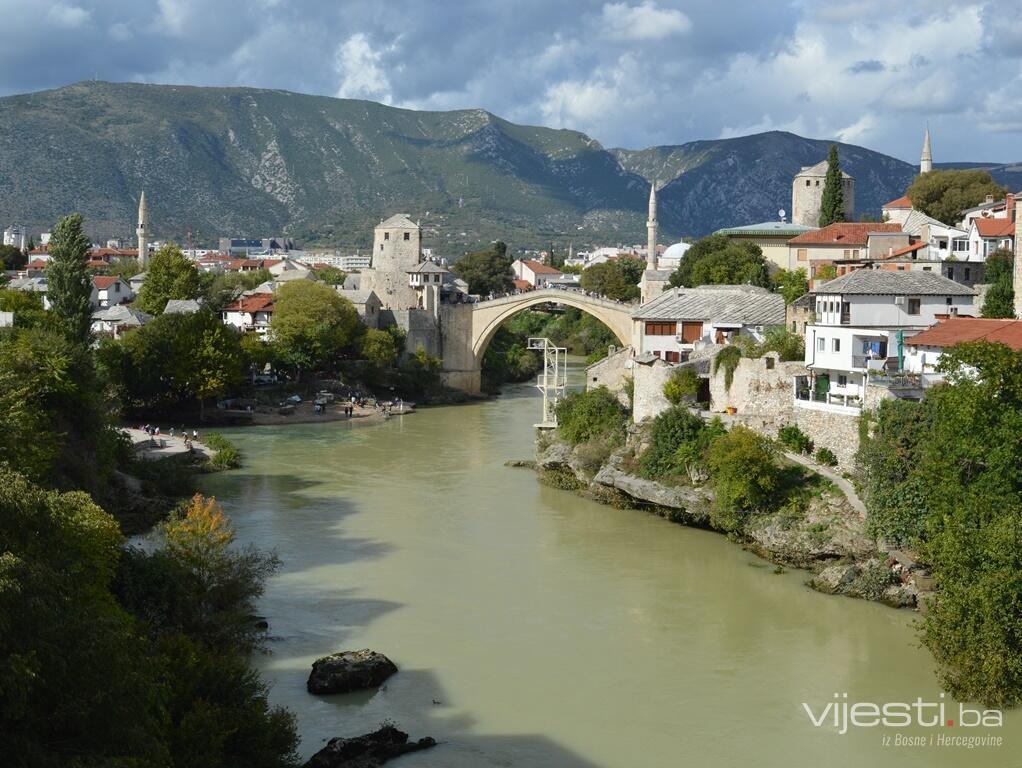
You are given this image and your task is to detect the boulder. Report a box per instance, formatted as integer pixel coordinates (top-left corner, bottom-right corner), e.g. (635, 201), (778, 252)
(307, 650), (398, 695)
(305, 725), (437, 768)
(809, 564), (860, 595)
(592, 463), (712, 524)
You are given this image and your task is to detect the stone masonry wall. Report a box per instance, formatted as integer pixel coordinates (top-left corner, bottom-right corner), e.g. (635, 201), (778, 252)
(586, 346), (633, 406)
(632, 360), (673, 423)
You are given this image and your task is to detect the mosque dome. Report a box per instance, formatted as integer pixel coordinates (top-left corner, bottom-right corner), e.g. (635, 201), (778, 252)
(660, 241), (691, 264)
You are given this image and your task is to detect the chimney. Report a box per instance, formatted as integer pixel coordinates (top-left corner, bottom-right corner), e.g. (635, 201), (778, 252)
(986, 194), (995, 205)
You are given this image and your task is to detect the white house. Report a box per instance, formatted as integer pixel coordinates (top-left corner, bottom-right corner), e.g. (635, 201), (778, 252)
(797, 270), (975, 413)
(222, 293), (274, 336)
(904, 317), (1022, 383)
(3, 224), (26, 250)
(512, 258), (563, 288)
(91, 276), (135, 309)
(966, 217), (1014, 260)
(631, 285), (785, 363)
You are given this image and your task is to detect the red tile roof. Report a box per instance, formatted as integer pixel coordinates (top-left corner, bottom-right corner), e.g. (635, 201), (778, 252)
(92, 275), (124, 289)
(90, 247), (138, 258)
(512, 279), (532, 291)
(973, 218), (1015, 238)
(522, 259), (562, 275)
(883, 195), (912, 209)
(788, 222), (903, 247)
(882, 241), (927, 259)
(907, 317), (1022, 351)
(26, 259), (48, 269)
(224, 293), (275, 313)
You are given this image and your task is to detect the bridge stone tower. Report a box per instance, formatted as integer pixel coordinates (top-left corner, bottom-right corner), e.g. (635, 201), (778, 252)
(791, 161), (854, 227)
(365, 213), (422, 311)
(136, 190), (149, 267)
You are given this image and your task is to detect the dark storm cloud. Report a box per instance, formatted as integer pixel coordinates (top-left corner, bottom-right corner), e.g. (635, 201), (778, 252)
(1, 1), (1020, 160)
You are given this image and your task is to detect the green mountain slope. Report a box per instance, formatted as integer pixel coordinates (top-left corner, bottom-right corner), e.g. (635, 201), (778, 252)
(0, 82), (1007, 252)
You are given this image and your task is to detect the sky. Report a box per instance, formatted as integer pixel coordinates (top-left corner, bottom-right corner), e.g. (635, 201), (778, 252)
(3, 0), (1022, 162)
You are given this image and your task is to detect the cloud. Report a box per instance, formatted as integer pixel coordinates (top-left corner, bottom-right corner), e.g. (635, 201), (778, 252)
(0, 1), (1019, 161)
(47, 2), (91, 28)
(335, 33), (394, 104)
(846, 59), (885, 74)
(600, 1), (691, 41)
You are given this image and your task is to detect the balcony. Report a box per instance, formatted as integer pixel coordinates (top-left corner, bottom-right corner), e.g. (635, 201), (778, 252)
(793, 376), (862, 414)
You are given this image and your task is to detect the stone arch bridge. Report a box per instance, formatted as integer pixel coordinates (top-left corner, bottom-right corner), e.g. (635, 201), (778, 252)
(439, 289), (634, 394)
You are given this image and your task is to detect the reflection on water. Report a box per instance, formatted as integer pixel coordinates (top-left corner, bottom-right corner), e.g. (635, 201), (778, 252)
(200, 372), (1018, 767)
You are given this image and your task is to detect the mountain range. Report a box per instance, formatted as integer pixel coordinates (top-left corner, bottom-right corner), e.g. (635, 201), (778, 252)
(0, 81), (1018, 254)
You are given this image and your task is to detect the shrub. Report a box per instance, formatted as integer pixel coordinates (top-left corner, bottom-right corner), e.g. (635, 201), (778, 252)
(815, 447), (838, 466)
(555, 387), (628, 446)
(663, 367), (701, 405)
(777, 424), (814, 455)
(202, 433), (242, 470)
(705, 426), (780, 533)
(713, 346), (742, 391)
(639, 407), (707, 478)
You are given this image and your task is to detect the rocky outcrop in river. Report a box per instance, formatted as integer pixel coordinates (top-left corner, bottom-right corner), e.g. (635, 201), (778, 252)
(305, 725), (437, 768)
(534, 429), (922, 609)
(307, 650), (398, 695)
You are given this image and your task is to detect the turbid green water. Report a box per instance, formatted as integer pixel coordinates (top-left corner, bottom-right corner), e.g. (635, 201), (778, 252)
(201, 378), (1019, 767)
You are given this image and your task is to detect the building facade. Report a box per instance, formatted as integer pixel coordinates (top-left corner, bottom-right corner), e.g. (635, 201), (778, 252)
(791, 160), (855, 227)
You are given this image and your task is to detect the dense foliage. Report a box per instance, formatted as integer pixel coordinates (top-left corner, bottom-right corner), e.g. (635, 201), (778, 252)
(359, 327), (400, 368)
(772, 268), (809, 305)
(46, 213), (94, 344)
(777, 424), (814, 455)
(667, 234), (771, 289)
(906, 169), (1007, 226)
(981, 248), (1014, 319)
(818, 144), (846, 227)
(452, 241), (513, 295)
(579, 258), (644, 301)
(639, 408), (721, 480)
(555, 386), (628, 446)
(136, 243), (202, 315)
(0, 289), (47, 329)
(662, 367), (700, 405)
(269, 281), (358, 376)
(705, 426), (780, 533)
(0, 242), (26, 270)
(856, 341), (1022, 705)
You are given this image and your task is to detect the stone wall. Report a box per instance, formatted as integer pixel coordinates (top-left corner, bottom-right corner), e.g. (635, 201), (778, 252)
(709, 354), (807, 428)
(586, 346), (633, 405)
(632, 360), (673, 423)
(791, 407), (860, 469)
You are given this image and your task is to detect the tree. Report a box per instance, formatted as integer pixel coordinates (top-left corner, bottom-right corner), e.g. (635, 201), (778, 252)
(136, 243), (201, 314)
(189, 312), (246, 420)
(981, 249), (1014, 318)
(0, 288), (47, 328)
(662, 367), (700, 406)
(814, 263), (837, 281)
(579, 259), (642, 301)
(107, 257), (143, 280)
(270, 281), (358, 377)
(705, 426), (780, 533)
(452, 241), (513, 295)
(0, 243), (26, 270)
(360, 327), (399, 368)
(818, 144), (845, 227)
(667, 234), (770, 289)
(46, 213), (93, 344)
(906, 169), (1008, 226)
(201, 268), (272, 311)
(772, 268), (809, 305)
(554, 386), (628, 446)
(316, 265), (347, 285)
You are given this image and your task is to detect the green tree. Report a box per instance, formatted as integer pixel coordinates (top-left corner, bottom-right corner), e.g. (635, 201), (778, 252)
(46, 213), (94, 344)
(316, 265), (347, 285)
(981, 249), (1014, 318)
(662, 367), (700, 406)
(554, 386), (628, 446)
(360, 327), (399, 368)
(818, 144), (846, 227)
(107, 257), (143, 280)
(639, 406), (708, 478)
(667, 234), (770, 289)
(452, 241), (513, 295)
(0, 243), (26, 270)
(705, 426), (780, 533)
(814, 263), (837, 281)
(906, 169), (1008, 226)
(0, 288), (47, 328)
(580, 259), (643, 301)
(201, 268), (273, 311)
(270, 281), (358, 377)
(772, 267), (809, 305)
(136, 243), (201, 314)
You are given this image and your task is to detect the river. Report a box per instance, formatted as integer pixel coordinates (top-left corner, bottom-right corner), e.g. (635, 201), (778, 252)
(200, 371), (1018, 767)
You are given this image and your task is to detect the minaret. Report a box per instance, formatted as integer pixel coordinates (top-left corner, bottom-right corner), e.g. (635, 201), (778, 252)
(646, 182), (658, 271)
(136, 190), (149, 267)
(920, 126), (933, 174)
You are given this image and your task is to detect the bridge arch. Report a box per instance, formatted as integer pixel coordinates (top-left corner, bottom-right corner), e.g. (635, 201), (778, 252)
(470, 289), (633, 361)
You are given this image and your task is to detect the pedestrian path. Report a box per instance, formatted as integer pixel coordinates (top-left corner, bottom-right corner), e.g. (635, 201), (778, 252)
(123, 428), (214, 460)
(781, 449), (867, 519)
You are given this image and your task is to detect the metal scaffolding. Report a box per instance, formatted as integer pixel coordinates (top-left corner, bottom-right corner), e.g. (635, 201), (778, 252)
(528, 337), (567, 428)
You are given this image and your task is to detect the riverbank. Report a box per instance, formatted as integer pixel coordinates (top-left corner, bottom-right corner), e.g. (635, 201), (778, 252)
(530, 424), (929, 609)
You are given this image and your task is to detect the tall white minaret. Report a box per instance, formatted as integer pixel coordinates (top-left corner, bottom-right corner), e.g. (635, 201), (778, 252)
(920, 126), (933, 174)
(646, 182), (658, 271)
(136, 190), (149, 267)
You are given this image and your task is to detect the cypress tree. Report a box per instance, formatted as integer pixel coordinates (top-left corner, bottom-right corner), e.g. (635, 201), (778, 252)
(818, 144), (846, 227)
(46, 213), (94, 344)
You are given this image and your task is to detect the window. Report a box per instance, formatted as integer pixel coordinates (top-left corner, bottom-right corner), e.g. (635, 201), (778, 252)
(805, 180), (811, 187)
(384, 232), (390, 240)
(838, 374), (847, 386)
(644, 321), (676, 336)
(680, 322), (703, 343)
(907, 298), (921, 315)
(664, 351), (681, 363)
(832, 338), (841, 352)
(817, 337), (826, 351)
(945, 268), (954, 279)
(379, 243), (384, 252)
(853, 250), (860, 258)
(404, 232), (410, 241)
(946, 296), (953, 305)
(816, 180), (820, 186)
(797, 248), (807, 261)
(766, 357), (775, 370)
(965, 268), (971, 280)
(843, 249), (850, 258)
